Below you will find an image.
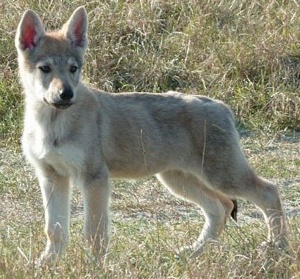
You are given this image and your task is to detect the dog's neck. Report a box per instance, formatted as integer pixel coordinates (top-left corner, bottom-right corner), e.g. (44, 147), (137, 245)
(25, 95), (61, 122)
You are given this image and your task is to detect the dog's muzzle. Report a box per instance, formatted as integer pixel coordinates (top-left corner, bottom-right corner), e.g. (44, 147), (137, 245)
(44, 87), (75, 110)
(43, 98), (73, 110)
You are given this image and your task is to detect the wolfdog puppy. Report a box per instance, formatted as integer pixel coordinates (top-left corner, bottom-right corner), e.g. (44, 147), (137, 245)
(15, 6), (287, 263)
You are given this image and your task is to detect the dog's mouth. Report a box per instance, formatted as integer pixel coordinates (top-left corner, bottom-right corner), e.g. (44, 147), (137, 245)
(43, 98), (73, 110)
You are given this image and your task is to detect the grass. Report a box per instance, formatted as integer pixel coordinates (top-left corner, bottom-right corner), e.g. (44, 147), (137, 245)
(0, 0), (300, 278)
(1, 0), (300, 145)
(1, 140), (300, 278)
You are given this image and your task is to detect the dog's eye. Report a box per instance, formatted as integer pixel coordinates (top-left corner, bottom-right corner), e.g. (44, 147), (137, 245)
(70, 66), (78, 73)
(39, 65), (51, 73)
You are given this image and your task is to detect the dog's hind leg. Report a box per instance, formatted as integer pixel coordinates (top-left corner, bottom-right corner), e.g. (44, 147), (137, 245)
(202, 155), (288, 249)
(156, 170), (234, 256)
(37, 170), (71, 264)
(237, 174), (288, 247)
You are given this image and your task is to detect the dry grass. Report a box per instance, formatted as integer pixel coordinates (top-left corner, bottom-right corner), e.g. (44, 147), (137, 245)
(0, 0), (300, 146)
(0, 0), (300, 278)
(1, 135), (299, 278)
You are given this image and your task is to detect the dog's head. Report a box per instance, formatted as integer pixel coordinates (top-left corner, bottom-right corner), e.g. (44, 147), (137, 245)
(15, 7), (88, 110)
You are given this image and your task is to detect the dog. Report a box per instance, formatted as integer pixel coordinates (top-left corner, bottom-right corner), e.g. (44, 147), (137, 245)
(15, 6), (287, 263)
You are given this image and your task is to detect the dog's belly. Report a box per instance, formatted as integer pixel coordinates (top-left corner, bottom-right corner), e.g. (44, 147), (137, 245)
(107, 158), (172, 179)
(109, 168), (157, 179)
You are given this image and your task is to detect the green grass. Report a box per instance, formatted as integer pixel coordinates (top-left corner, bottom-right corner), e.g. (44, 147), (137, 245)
(0, 0), (300, 278)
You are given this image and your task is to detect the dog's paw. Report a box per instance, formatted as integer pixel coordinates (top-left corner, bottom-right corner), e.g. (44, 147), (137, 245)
(274, 237), (289, 250)
(178, 243), (206, 258)
(258, 238), (291, 258)
(260, 237), (289, 251)
(35, 252), (60, 267)
(178, 239), (222, 259)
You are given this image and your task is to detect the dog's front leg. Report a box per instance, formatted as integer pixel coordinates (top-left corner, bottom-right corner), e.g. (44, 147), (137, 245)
(37, 171), (71, 264)
(81, 174), (111, 262)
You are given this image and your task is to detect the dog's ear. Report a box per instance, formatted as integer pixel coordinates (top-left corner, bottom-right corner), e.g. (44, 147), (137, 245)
(63, 6), (88, 50)
(15, 10), (45, 51)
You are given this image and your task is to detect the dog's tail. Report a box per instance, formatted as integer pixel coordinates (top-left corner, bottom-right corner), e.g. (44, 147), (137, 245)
(231, 199), (238, 221)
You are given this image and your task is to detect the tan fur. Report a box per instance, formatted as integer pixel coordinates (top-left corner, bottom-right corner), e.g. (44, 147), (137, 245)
(15, 7), (287, 263)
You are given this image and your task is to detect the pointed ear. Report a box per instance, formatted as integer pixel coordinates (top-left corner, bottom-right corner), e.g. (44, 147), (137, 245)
(63, 6), (88, 50)
(15, 10), (45, 51)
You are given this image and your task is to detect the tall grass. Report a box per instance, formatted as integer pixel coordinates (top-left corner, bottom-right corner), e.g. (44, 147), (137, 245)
(0, 0), (300, 146)
(1, 145), (299, 278)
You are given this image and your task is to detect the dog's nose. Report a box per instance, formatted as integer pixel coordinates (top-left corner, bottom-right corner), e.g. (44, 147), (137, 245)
(60, 87), (74, 100)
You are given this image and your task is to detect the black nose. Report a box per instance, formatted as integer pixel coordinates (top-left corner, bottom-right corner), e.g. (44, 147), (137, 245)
(60, 87), (74, 100)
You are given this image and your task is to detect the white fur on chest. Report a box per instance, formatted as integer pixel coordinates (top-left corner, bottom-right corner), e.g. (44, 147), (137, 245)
(23, 112), (85, 177)
(25, 136), (84, 177)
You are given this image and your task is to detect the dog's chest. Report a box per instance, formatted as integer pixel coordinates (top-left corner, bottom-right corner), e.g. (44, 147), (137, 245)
(43, 145), (84, 177)
(25, 131), (85, 177)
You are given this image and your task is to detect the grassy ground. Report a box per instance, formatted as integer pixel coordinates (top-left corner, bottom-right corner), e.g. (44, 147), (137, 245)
(0, 134), (299, 278)
(0, 0), (299, 278)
